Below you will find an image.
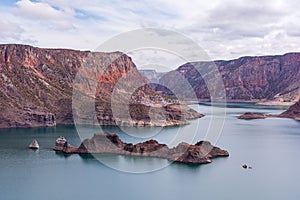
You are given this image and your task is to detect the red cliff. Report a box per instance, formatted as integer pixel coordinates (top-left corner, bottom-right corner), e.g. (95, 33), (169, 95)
(159, 53), (300, 103)
(0, 44), (202, 128)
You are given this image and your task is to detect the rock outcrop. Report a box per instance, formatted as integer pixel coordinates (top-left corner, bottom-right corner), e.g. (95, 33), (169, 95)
(238, 100), (300, 120)
(279, 100), (300, 120)
(0, 105), (56, 128)
(53, 132), (229, 164)
(158, 53), (300, 104)
(0, 44), (203, 128)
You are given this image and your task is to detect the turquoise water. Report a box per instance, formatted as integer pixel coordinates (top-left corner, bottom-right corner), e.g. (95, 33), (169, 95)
(0, 103), (300, 200)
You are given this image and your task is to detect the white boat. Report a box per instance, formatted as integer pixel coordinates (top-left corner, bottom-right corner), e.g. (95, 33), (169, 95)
(28, 139), (39, 149)
(56, 136), (66, 144)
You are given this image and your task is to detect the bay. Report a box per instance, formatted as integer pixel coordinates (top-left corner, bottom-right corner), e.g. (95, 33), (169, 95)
(0, 103), (299, 200)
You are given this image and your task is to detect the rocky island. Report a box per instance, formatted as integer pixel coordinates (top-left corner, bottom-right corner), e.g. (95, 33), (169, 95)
(238, 112), (273, 120)
(238, 100), (300, 120)
(53, 132), (229, 164)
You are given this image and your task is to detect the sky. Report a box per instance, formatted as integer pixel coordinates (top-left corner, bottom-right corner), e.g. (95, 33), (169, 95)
(1, 0), (300, 70)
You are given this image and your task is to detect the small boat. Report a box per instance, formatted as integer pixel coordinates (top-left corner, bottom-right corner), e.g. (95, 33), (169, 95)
(53, 136), (68, 151)
(56, 136), (66, 145)
(28, 139), (39, 149)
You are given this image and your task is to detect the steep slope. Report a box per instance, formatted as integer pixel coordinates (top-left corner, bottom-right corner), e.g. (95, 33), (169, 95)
(279, 100), (300, 120)
(159, 53), (300, 103)
(0, 44), (202, 128)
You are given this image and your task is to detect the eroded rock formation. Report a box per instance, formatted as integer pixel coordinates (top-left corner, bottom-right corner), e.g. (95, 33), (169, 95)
(279, 100), (300, 120)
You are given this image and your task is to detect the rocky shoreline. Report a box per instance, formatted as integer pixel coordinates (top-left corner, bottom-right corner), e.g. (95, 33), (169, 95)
(53, 132), (229, 164)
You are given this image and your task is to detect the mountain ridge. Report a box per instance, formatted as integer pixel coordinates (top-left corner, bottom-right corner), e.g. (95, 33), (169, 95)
(158, 52), (300, 104)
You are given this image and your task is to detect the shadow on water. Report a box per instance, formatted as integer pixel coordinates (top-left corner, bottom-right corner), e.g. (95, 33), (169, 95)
(77, 153), (170, 170)
(79, 154), (97, 160)
(55, 151), (73, 158)
(171, 161), (203, 170)
(76, 152), (210, 173)
(28, 148), (39, 152)
(78, 154), (108, 166)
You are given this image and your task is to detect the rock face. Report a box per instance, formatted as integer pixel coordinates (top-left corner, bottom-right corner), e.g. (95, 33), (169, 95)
(0, 44), (203, 128)
(158, 53), (300, 103)
(1, 105), (56, 128)
(279, 100), (300, 120)
(53, 132), (229, 164)
(238, 100), (300, 120)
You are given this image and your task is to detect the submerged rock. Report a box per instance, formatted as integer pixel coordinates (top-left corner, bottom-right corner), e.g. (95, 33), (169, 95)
(28, 139), (39, 149)
(242, 164), (253, 169)
(53, 132), (229, 164)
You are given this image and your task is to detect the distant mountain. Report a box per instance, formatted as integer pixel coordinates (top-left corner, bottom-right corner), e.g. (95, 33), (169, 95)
(158, 53), (300, 104)
(139, 69), (165, 83)
(0, 44), (202, 128)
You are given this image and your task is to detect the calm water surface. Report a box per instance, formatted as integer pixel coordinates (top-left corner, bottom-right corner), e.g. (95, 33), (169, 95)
(0, 103), (299, 200)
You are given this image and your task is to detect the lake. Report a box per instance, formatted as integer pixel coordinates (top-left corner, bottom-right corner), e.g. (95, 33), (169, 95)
(0, 103), (299, 200)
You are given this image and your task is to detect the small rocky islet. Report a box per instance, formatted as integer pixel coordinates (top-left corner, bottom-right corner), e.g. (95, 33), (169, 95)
(53, 132), (229, 164)
(238, 100), (300, 120)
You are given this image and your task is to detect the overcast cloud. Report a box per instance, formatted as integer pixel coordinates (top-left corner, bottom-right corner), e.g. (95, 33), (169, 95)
(0, 0), (300, 68)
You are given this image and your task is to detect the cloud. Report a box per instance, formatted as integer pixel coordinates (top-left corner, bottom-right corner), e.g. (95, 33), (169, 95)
(0, 0), (300, 67)
(14, 0), (75, 30)
(178, 0), (300, 60)
(16, 0), (70, 20)
(204, 0), (287, 37)
(0, 19), (23, 40)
